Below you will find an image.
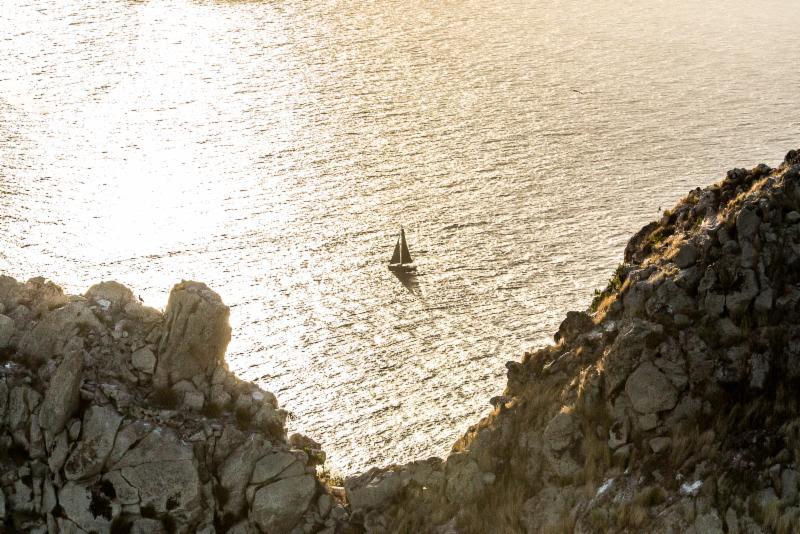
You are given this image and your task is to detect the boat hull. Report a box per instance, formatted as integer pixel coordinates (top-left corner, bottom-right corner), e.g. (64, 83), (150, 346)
(388, 263), (416, 273)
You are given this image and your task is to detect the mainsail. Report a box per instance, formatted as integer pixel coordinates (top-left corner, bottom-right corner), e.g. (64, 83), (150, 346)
(390, 227), (413, 264)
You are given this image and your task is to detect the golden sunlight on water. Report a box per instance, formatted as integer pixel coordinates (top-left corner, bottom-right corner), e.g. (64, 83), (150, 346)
(1, 0), (799, 472)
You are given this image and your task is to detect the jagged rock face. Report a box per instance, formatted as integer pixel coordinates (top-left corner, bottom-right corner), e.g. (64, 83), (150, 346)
(155, 281), (232, 388)
(0, 278), (344, 533)
(347, 150), (800, 533)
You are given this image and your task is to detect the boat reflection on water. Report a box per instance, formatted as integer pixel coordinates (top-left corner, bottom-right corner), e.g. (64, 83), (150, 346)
(391, 269), (421, 295)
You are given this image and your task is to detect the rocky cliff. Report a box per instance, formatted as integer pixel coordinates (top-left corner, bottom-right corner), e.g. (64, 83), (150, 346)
(0, 279), (345, 533)
(3, 149), (800, 534)
(341, 149), (800, 533)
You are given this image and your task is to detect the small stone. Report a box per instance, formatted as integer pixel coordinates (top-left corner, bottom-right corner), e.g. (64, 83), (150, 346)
(131, 347), (156, 374)
(786, 211), (800, 223)
(754, 289), (774, 313)
(649, 437), (671, 453)
(608, 419), (628, 450)
(638, 413), (659, 431)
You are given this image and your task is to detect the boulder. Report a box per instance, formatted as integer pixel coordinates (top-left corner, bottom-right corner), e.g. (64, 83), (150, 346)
(251, 475), (316, 533)
(555, 311), (594, 344)
(64, 405), (123, 480)
(345, 467), (404, 512)
(543, 410), (576, 452)
(39, 348), (83, 435)
(113, 428), (202, 521)
(219, 435), (266, 514)
(445, 453), (486, 504)
(625, 361), (679, 414)
(736, 207), (760, 240)
(58, 481), (113, 533)
(154, 281), (231, 388)
(602, 320), (663, 394)
(18, 302), (103, 362)
(85, 281), (135, 314)
(131, 347), (156, 374)
(521, 487), (568, 532)
(674, 242), (698, 268)
(251, 452), (297, 485)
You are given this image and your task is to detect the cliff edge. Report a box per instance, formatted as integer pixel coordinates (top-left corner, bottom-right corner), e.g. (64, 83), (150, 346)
(0, 279), (344, 533)
(342, 149), (800, 534)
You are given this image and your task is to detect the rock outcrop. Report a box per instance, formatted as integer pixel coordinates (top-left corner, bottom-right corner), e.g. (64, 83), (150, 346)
(0, 278), (347, 533)
(340, 149), (800, 533)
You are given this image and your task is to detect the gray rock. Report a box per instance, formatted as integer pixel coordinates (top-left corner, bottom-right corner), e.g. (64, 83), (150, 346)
(346, 467), (403, 512)
(674, 242), (698, 268)
(130, 518), (167, 534)
(543, 410), (576, 452)
(754, 289), (773, 313)
(725, 507), (740, 534)
(64, 405), (123, 480)
(18, 302), (103, 362)
(154, 281), (231, 387)
(445, 453), (486, 504)
(717, 318), (742, 346)
(749, 353), (769, 390)
(59, 481), (113, 533)
(209, 384), (232, 408)
(39, 349), (83, 435)
(555, 311), (594, 344)
(704, 291), (726, 317)
(625, 361), (679, 414)
(638, 413), (659, 431)
(693, 510), (724, 534)
(608, 419), (629, 449)
(131, 347), (156, 374)
(48, 430), (70, 474)
(0, 314), (13, 348)
(781, 469), (798, 502)
(114, 428), (202, 520)
(251, 475), (316, 533)
(107, 420), (152, 466)
(85, 281), (134, 314)
(737, 207), (760, 240)
(220, 435), (266, 514)
(183, 390), (205, 411)
(252, 452), (297, 485)
(520, 487), (567, 533)
(317, 494), (332, 518)
(726, 269), (759, 318)
(602, 320), (663, 394)
(649, 437), (671, 453)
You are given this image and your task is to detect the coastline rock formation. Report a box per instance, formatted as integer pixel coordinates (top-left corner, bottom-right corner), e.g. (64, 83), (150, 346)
(341, 149), (800, 533)
(3, 148), (800, 533)
(0, 279), (342, 533)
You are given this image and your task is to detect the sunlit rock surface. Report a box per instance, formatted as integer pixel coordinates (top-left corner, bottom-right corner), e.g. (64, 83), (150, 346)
(0, 279), (344, 533)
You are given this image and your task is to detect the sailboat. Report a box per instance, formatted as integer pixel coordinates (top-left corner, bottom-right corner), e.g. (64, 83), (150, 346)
(388, 227), (417, 273)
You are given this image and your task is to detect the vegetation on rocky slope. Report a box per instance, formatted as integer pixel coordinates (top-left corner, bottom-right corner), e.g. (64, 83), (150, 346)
(342, 149), (800, 534)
